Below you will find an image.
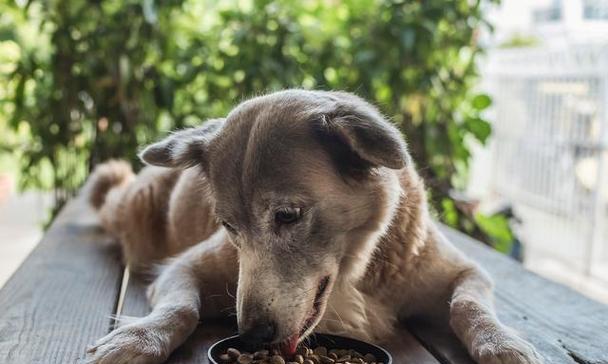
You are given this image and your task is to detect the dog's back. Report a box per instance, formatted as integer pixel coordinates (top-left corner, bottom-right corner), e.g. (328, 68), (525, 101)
(86, 160), (218, 270)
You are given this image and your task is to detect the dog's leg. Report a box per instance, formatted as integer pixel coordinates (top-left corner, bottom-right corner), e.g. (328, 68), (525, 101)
(86, 231), (237, 364)
(449, 267), (543, 364)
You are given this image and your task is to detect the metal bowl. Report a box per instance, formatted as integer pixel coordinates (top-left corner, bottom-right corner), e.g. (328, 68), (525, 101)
(208, 333), (392, 363)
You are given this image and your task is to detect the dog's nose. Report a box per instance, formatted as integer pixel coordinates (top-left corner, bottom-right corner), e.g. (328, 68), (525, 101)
(239, 321), (277, 347)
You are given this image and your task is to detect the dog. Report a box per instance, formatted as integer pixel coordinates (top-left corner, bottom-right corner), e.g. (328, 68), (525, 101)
(84, 90), (542, 364)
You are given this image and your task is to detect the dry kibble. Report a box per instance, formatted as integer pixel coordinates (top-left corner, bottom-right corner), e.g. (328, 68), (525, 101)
(219, 353), (232, 363)
(363, 354), (376, 362)
(227, 348), (241, 359)
(271, 355), (286, 364)
(297, 347), (308, 356)
(254, 349), (269, 359)
(219, 345), (380, 364)
(237, 353), (253, 364)
(313, 346), (328, 357)
(319, 355), (335, 364)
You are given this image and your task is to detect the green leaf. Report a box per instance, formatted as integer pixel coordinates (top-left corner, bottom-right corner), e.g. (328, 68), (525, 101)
(474, 213), (514, 254)
(471, 94), (492, 110)
(441, 198), (459, 228)
(465, 117), (492, 143)
(0, 28), (15, 42)
(0, 0), (502, 234)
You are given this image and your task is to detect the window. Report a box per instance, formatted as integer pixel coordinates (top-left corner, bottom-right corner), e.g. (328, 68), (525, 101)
(584, 0), (608, 20)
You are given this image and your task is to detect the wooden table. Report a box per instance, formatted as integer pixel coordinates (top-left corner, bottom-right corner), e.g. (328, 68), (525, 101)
(1, 198), (607, 364)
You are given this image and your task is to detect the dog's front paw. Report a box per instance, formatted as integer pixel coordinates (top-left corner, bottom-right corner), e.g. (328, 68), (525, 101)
(85, 323), (169, 364)
(474, 333), (543, 364)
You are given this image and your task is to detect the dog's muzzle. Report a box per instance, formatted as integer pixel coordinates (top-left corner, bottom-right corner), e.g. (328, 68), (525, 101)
(239, 320), (277, 348)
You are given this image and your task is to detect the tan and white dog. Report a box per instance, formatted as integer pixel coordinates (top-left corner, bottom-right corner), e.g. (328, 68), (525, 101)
(85, 90), (541, 364)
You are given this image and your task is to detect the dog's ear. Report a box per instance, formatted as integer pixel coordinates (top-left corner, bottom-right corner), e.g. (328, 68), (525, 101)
(139, 118), (225, 169)
(315, 95), (410, 171)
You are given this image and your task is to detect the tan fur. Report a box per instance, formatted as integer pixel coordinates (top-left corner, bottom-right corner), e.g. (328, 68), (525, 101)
(86, 159), (134, 209)
(88, 165), (220, 270)
(86, 90), (542, 364)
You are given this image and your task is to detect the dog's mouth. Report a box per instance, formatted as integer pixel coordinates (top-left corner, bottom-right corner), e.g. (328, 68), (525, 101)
(279, 275), (332, 355)
(301, 275), (331, 335)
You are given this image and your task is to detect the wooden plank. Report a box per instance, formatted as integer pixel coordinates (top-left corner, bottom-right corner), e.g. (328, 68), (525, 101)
(164, 322), (237, 364)
(0, 198), (124, 364)
(122, 273), (440, 363)
(409, 225), (608, 364)
(7, 197), (605, 364)
(383, 326), (441, 364)
(120, 274), (237, 364)
(119, 269), (151, 319)
(406, 318), (475, 364)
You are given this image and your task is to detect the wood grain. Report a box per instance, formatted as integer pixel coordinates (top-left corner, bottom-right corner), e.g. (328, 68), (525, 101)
(0, 198), (124, 364)
(120, 273), (238, 364)
(121, 272), (440, 363)
(119, 269), (152, 319)
(406, 318), (475, 364)
(383, 326), (441, 364)
(408, 225), (608, 364)
(6, 198), (607, 364)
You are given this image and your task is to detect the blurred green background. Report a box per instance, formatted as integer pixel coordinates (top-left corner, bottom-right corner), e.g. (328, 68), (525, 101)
(0, 0), (512, 251)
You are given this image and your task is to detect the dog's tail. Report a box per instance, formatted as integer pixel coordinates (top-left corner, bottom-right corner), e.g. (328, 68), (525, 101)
(85, 159), (135, 210)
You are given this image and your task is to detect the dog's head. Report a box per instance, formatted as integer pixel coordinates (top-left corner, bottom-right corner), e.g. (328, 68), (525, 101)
(140, 90), (409, 351)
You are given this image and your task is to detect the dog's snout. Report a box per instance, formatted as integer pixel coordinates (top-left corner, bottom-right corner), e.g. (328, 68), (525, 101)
(239, 321), (277, 347)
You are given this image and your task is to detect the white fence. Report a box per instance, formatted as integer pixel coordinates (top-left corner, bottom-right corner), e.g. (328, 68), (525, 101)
(483, 44), (608, 287)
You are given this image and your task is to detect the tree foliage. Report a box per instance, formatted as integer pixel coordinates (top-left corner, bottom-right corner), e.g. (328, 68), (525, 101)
(1, 0), (502, 244)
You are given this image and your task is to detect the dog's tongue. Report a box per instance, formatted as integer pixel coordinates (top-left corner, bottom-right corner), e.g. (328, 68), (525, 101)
(280, 334), (299, 356)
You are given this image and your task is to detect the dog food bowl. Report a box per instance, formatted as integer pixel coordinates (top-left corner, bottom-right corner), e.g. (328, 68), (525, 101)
(208, 333), (392, 363)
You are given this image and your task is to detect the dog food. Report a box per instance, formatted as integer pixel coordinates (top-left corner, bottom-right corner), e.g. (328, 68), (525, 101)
(218, 346), (383, 364)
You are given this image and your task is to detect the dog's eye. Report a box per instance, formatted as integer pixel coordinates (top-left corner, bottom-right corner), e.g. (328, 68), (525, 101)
(275, 207), (301, 225)
(221, 221), (237, 234)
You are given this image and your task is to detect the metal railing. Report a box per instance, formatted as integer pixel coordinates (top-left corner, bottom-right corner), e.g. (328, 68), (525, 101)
(483, 44), (608, 282)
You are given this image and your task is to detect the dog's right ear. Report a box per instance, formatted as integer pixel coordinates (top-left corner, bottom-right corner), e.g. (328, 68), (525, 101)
(313, 94), (410, 174)
(139, 118), (225, 169)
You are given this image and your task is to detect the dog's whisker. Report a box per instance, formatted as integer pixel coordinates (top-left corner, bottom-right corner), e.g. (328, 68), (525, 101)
(224, 283), (236, 300)
(328, 302), (348, 334)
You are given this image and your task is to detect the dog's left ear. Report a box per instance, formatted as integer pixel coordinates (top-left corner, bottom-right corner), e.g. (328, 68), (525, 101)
(139, 118), (225, 169)
(315, 96), (410, 170)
